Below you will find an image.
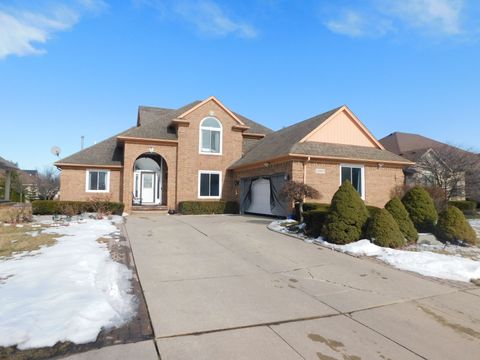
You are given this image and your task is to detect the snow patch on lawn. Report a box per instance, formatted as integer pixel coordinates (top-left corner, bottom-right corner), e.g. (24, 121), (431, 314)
(269, 220), (480, 283)
(314, 237), (480, 283)
(0, 217), (137, 350)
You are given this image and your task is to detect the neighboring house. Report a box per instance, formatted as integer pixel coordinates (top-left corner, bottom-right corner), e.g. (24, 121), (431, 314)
(55, 96), (411, 215)
(0, 156), (18, 202)
(18, 170), (40, 201)
(380, 132), (478, 201)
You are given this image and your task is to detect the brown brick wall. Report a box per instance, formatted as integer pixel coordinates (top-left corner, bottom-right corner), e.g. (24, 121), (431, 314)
(122, 142), (177, 213)
(291, 160), (404, 207)
(59, 167), (122, 202)
(176, 100), (244, 203)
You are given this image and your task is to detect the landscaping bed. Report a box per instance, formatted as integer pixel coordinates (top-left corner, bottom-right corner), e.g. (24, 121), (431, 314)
(271, 182), (480, 284)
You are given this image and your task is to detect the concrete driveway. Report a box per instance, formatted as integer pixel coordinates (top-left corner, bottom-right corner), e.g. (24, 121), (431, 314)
(124, 214), (480, 360)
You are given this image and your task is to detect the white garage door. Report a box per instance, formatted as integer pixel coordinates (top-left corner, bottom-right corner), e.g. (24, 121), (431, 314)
(247, 178), (273, 215)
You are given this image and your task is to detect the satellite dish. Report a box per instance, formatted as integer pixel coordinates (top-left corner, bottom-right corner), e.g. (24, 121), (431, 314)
(51, 146), (61, 157)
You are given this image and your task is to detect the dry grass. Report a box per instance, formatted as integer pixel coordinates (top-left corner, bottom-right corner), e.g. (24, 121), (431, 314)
(0, 203), (32, 223)
(0, 225), (57, 258)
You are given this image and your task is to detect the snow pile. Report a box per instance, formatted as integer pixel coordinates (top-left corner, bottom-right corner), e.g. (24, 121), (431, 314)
(267, 219), (298, 233)
(0, 217), (137, 350)
(315, 238), (480, 283)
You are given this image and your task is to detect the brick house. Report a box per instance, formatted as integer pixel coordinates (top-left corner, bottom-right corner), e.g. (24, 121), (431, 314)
(380, 132), (477, 201)
(55, 96), (411, 215)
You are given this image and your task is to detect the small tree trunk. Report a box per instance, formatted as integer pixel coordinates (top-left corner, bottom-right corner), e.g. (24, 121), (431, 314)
(299, 200), (304, 224)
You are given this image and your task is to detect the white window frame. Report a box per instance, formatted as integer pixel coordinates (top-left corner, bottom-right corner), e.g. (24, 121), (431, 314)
(339, 164), (365, 200)
(199, 117), (223, 156)
(198, 170), (222, 199)
(86, 169), (110, 193)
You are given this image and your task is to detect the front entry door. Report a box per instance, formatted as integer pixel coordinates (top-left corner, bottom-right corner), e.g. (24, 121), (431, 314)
(141, 172), (155, 204)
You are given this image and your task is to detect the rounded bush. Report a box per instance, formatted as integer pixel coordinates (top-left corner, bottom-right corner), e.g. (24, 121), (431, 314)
(402, 187), (438, 233)
(367, 208), (406, 248)
(385, 197), (418, 243)
(436, 206), (477, 245)
(324, 181), (369, 244)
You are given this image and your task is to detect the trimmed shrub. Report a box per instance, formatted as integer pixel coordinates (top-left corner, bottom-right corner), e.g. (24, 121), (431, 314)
(178, 201), (239, 215)
(448, 200), (477, 216)
(303, 208), (329, 237)
(302, 203), (330, 212)
(367, 206), (382, 217)
(385, 197), (418, 243)
(324, 181), (369, 245)
(366, 208), (406, 248)
(32, 200), (124, 215)
(436, 206), (477, 245)
(402, 187), (438, 233)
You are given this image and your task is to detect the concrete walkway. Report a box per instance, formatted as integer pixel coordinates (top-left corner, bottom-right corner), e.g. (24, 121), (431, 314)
(123, 214), (480, 360)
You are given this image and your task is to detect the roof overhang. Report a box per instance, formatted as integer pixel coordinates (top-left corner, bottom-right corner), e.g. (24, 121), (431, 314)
(117, 136), (178, 146)
(242, 133), (265, 139)
(55, 163), (123, 170)
(230, 153), (413, 171)
(176, 96), (246, 126)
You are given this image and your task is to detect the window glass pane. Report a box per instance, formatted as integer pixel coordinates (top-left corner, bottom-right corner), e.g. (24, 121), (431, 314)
(341, 167), (351, 184)
(210, 174), (220, 196)
(143, 174), (153, 189)
(202, 117), (220, 128)
(200, 174), (210, 196)
(352, 167), (362, 194)
(89, 171), (98, 190)
(134, 174), (139, 197)
(201, 130), (211, 151)
(211, 131), (220, 153)
(98, 172), (107, 190)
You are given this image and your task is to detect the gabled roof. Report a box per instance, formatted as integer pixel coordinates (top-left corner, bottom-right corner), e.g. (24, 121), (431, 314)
(56, 98), (272, 167)
(230, 106), (409, 169)
(56, 129), (132, 166)
(0, 156), (18, 170)
(379, 132), (447, 155)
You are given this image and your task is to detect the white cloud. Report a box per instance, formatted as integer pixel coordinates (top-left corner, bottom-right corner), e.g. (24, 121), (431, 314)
(325, 10), (366, 37)
(140, 0), (257, 38)
(174, 0), (257, 38)
(0, 1), (105, 59)
(383, 0), (464, 35)
(324, 0), (470, 39)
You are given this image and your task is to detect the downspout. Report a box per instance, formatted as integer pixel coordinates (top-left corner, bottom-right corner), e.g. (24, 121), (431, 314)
(303, 156), (311, 184)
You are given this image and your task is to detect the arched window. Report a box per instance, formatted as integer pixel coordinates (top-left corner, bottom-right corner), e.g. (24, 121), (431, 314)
(199, 117), (222, 154)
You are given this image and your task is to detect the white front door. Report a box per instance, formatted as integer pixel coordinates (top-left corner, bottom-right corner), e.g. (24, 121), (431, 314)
(141, 172), (155, 204)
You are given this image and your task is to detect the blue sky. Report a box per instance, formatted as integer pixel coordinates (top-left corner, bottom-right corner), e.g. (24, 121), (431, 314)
(1, 0), (480, 169)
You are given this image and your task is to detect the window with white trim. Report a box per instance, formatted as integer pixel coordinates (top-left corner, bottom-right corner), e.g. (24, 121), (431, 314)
(198, 171), (221, 198)
(200, 117), (222, 154)
(86, 170), (110, 192)
(340, 165), (364, 198)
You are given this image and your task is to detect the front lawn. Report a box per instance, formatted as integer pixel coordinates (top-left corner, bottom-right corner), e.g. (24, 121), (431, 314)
(0, 215), (137, 353)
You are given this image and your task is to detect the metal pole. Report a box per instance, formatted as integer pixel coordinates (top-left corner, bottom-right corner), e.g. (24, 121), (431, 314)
(81, 136), (85, 150)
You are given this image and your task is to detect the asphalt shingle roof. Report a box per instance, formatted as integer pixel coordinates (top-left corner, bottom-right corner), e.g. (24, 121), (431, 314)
(0, 156), (18, 170)
(56, 99), (272, 166)
(231, 107), (410, 168)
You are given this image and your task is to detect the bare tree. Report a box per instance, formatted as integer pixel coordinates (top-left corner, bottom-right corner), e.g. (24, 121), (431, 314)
(36, 166), (60, 200)
(280, 181), (320, 223)
(413, 144), (480, 205)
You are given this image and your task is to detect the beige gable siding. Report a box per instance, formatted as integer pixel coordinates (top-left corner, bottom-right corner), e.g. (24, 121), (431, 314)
(304, 110), (378, 148)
